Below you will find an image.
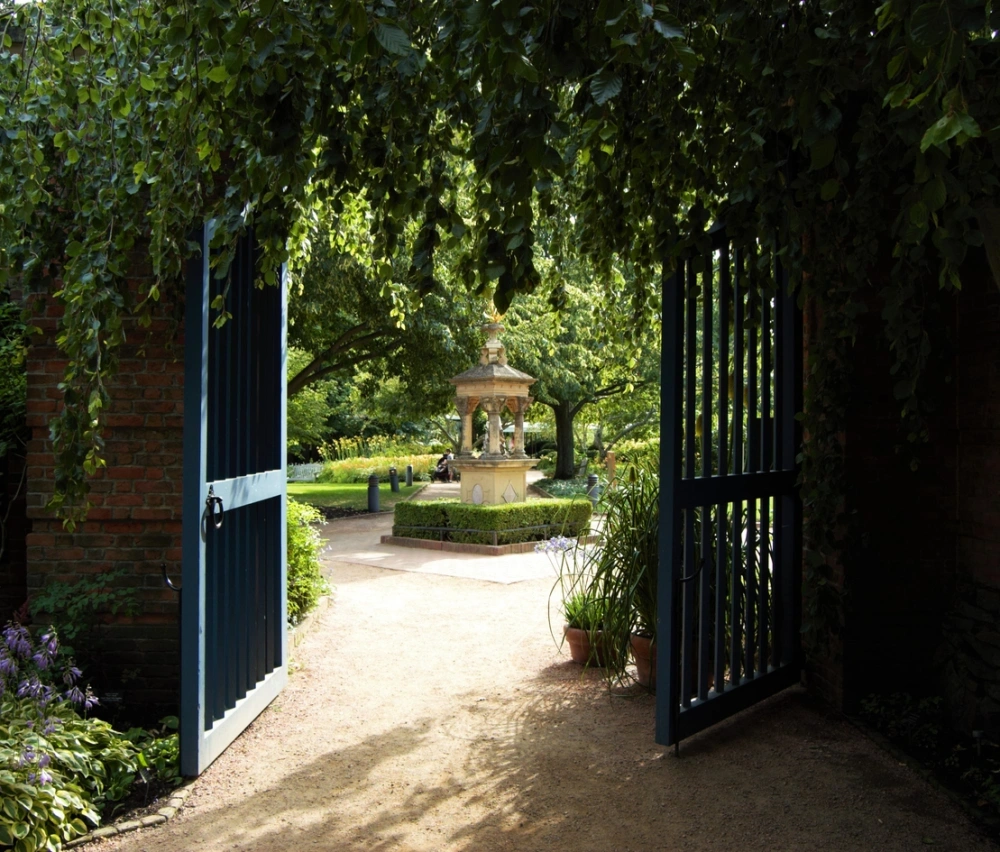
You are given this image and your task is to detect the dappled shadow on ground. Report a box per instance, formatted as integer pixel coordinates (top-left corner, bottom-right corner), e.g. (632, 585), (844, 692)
(121, 673), (992, 852)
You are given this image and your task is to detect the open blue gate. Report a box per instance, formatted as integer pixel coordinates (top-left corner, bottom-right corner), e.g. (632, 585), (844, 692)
(181, 224), (288, 776)
(656, 222), (802, 749)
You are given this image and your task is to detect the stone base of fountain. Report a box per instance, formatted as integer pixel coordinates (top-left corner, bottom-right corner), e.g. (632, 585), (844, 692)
(448, 457), (536, 505)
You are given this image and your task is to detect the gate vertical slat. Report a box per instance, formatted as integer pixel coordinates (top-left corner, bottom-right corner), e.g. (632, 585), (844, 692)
(682, 262), (697, 708)
(730, 249), (744, 686)
(657, 222), (802, 749)
(760, 278), (772, 671)
(715, 244), (730, 691)
(745, 259), (759, 679)
(698, 249), (713, 701)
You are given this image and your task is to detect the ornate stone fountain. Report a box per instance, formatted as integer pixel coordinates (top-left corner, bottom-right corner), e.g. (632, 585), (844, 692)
(448, 323), (536, 504)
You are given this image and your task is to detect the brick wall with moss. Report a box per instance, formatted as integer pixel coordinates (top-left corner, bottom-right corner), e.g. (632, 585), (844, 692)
(21, 259), (183, 721)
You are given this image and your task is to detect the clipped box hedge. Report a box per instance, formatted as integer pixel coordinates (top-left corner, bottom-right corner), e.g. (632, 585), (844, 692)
(392, 499), (591, 545)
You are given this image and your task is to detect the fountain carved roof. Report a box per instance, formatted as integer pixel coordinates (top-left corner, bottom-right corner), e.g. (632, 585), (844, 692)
(449, 323), (535, 392)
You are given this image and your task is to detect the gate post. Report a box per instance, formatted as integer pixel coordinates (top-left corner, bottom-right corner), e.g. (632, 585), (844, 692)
(656, 260), (685, 748)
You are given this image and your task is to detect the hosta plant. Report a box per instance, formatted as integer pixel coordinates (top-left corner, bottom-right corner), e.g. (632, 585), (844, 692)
(0, 623), (139, 852)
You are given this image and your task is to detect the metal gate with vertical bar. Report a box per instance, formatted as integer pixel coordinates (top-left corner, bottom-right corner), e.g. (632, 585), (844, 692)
(181, 223), (288, 776)
(656, 221), (802, 749)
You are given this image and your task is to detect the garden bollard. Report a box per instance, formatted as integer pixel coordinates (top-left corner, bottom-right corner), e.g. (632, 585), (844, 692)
(367, 474), (380, 513)
(389, 466), (399, 492)
(587, 473), (600, 509)
(405, 464), (413, 487)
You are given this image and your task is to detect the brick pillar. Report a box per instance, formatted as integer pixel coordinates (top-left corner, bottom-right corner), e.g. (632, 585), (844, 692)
(939, 253), (1000, 733)
(0, 449), (29, 620)
(23, 262), (184, 722)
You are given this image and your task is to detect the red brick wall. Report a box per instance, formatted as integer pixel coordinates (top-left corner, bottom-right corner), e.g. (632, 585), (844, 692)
(800, 296), (846, 707)
(939, 254), (1000, 732)
(803, 277), (961, 712)
(22, 266), (184, 721)
(838, 283), (959, 711)
(0, 450), (29, 620)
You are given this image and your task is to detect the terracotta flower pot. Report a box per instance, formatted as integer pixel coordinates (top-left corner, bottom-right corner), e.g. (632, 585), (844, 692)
(630, 634), (656, 690)
(564, 625), (609, 667)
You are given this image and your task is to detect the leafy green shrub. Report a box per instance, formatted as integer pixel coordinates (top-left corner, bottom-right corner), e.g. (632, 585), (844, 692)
(391, 501), (451, 541)
(0, 623), (139, 851)
(122, 716), (181, 788)
(29, 569), (139, 654)
(534, 477), (600, 501)
(536, 452), (557, 475)
(613, 438), (659, 471)
(286, 498), (331, 625)
(316, 454), (439, 484)
(392, 499), (591, 545)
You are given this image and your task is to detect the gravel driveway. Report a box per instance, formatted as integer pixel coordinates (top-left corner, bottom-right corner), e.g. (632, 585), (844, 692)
(93, 517), (997, 852)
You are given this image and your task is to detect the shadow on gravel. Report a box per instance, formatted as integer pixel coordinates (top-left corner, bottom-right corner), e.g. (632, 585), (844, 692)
(156, 669), (990, 852)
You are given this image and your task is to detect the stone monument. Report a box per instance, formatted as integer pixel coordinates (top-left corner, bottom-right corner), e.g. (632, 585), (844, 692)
(448, 323), (536, 504)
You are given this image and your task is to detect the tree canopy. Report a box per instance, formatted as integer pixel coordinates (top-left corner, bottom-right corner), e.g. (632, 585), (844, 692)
(1, 0), (998, 548)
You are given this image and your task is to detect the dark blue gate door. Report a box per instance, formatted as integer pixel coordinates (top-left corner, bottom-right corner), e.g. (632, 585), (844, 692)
(656, 222), (802, 748)
(181, 224), (288, 776)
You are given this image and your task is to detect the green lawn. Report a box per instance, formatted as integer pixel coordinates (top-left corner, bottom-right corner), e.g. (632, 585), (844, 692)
(287, 481), (423, 511)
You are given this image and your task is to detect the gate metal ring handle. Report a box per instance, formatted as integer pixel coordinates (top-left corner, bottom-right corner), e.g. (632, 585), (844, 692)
(206, 487), (224, 530)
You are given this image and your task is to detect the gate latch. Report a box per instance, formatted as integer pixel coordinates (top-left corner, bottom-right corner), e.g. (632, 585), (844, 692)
(206, 486), (224, 530)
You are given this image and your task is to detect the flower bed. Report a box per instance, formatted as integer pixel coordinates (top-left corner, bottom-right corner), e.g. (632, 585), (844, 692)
(316, 454), (439, 484)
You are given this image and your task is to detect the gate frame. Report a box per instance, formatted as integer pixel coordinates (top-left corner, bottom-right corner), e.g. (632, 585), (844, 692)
(655, 223), (803, 749)
(180, 223), (289, 776)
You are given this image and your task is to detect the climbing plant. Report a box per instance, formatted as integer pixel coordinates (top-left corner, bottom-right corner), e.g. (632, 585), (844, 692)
(1, 0), (998, 652)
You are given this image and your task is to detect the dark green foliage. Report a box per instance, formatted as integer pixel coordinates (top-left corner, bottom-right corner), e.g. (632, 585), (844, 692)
(0, 294), (27, 460)
(392, 499), (591, 545)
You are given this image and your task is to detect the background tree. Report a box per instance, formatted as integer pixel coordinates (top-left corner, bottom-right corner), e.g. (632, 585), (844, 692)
(503, 271), (659, 479)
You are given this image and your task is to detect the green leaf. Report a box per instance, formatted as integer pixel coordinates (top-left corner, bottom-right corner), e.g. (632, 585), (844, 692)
(509, 54), (539, 83)
(886, 51), (906, 80)
(820, 179), (840, 201)
(374, 23), (411, 56)
(922, 175), (946, 211)
(139, 74), (156, 91)
(910, 4), (950, 46)
(590, 69), (623, 106)
(653, 20), (683, 39)
(919, 114), (961, 152)
(910, 200), (928, 226)
(809, 136), (836, 171)
(206, 66), (229, 83)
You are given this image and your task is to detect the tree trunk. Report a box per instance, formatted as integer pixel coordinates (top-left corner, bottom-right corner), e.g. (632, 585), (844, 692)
(553, 402), (576, 480)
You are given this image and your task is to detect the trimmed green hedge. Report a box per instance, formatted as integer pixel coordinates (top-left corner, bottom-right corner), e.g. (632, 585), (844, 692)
(392, 499), (591, 545)
(392, 500), (452, 541)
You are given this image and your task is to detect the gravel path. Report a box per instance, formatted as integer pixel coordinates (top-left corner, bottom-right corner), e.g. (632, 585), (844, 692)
(93, 518), (997, 852)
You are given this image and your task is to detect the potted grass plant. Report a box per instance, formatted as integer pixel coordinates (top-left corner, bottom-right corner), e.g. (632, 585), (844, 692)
(562, 590), (610, 667)
(583, 462), (659, 689)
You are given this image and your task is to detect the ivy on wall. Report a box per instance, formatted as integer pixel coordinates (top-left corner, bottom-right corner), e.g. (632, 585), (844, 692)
(1, 1), (996, 649)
